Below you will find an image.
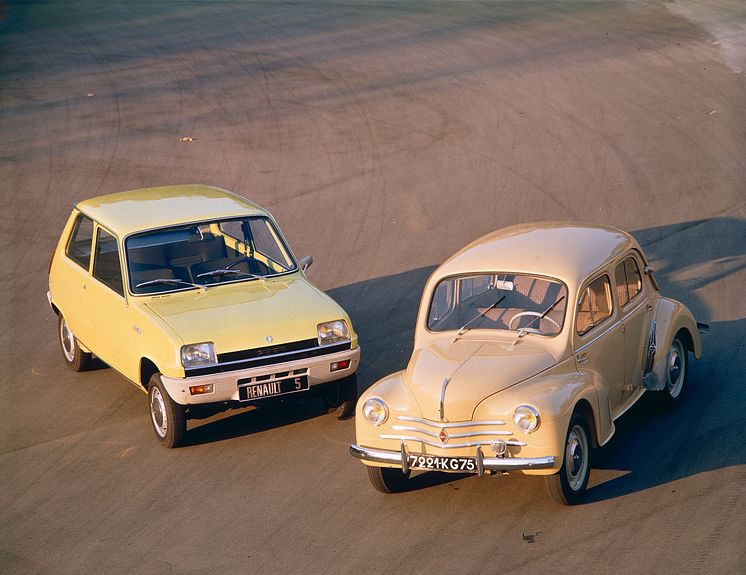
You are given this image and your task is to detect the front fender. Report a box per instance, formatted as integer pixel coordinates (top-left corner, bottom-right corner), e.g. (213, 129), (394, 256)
(642, 297), (702, 391)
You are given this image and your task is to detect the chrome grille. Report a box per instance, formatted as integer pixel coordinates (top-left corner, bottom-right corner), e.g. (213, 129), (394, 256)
(379, 415), (526, 449)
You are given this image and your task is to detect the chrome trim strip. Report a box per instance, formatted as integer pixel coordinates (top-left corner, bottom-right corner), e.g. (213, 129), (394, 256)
(378, 435), (527, 448)
(350, 444), (554, 470)
(396, 416), (507, 428)
(390, 426), (512, 439)
(439, 377), (450, 421)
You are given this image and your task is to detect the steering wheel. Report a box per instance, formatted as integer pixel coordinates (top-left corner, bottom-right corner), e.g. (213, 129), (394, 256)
(508, 311), (561, 331)
(225, 257), (271, 275)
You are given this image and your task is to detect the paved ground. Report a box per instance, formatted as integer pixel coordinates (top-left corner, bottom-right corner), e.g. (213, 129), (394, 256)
(1, 1), (745, 573)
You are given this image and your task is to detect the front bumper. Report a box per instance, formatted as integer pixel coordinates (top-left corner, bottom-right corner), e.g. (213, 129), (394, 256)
(350, 443), (555, 476)
(161, 346), (360, 405)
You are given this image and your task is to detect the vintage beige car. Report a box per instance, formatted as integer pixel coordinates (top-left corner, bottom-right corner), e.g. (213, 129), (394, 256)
(351, 223), (705, 504)
(48, 185), (360, 448)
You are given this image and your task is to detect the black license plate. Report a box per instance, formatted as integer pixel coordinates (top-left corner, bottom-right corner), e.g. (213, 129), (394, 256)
(408, 453), (477, 473)
(238, 376), (309, 401)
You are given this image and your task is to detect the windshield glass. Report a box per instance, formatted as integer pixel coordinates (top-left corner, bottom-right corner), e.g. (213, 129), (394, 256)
(428, 273), (567, 336)
(126, 216), (297, 294)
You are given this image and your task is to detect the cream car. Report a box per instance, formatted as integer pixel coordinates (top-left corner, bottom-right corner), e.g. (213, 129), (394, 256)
(48, 185), (360, 447)
(351, 223), (705, 504)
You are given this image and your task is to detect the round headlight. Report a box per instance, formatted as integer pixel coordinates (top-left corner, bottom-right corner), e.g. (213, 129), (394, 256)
(513, 405), (540, 434)
(363, 398), (388, 426)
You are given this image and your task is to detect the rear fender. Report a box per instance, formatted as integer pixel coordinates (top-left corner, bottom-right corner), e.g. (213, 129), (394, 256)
(642, 297), (701, 391)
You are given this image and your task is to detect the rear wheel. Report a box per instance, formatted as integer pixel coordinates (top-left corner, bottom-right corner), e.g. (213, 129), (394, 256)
(323, 373), (357, 419)
(658, 336), (688, 409)
(545, 412), (592, 505)
(58, 314), (93, 371)
(367, 465), (411, 493)
(148, 373), (186, 448)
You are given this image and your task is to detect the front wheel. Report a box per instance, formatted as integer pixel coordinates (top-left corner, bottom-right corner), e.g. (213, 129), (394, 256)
(545, 412), (592, 505)
(323, 373), (357, 419)
(58, 314), (93, 371)
(148, 373), (186, 448)
(367, 465), (411, 493)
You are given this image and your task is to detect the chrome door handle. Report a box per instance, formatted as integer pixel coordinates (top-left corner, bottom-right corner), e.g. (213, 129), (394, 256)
(576, 352), (589, 364)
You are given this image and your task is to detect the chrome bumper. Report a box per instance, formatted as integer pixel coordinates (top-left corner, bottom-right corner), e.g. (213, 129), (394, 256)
(350, 443), (555, 476)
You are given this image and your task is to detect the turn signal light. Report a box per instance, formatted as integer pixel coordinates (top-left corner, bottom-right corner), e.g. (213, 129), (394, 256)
(330, 359), (351, 372)
(189, 383), (214, 395)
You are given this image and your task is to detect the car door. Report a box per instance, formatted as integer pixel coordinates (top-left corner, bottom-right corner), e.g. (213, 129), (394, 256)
(614, 252), (655, 403)
(83, 224), (137, 379)
(573, 273), (626, 417)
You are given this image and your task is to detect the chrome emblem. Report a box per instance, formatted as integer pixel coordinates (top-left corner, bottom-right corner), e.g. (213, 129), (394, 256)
(439, 428), (448, 444)
(264, 335), (273, 343)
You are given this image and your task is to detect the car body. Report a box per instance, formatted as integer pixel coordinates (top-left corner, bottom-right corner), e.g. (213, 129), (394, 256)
(351, 222), (704, 503)
(48, 184), (360, 447)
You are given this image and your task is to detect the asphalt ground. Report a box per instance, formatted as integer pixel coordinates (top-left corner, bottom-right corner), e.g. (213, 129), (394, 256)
(1, 1), (745, 573)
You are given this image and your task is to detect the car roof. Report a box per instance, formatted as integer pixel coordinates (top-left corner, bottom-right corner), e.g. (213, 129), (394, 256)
(434, 222), (640, 287)
(74, 184), (268, 237)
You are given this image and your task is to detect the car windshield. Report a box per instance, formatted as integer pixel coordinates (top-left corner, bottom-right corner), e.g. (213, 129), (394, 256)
(126, 216), (297, 294)
(427, 273), (568, 336)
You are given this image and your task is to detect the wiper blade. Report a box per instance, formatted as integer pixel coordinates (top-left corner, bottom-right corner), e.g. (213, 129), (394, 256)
(513, 295), (566, 344)
(452, 295), (506, 342)
(135, 278), (204, 291)
(195, 269), (266, 282)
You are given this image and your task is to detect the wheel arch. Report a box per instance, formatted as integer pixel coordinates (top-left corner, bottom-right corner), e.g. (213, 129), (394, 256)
(140, 358), (160, 390)
(572, 398), (599, 449)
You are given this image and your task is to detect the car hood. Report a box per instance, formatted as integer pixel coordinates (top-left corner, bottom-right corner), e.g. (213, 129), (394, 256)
(144, 277), (343, 354)
(405, 338), (557, 421)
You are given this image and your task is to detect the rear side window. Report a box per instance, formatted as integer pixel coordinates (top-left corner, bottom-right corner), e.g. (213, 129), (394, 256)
(576, 275), (612, 335)
(614, 256), (642, 307)
(93, 227), (124, 296)
(66, 214), (94, 270)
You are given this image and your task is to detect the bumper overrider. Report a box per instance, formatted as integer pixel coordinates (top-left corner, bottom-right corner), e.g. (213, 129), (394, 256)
(350, 443), (555, 476)
(161, 345), (360, 405)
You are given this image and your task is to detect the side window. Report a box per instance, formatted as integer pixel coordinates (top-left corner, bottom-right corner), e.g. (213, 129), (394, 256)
(458, 275), (491, 303)
(66, 214), (94, 270)
(430, 281), (454, 323)
(93, 227), (124, 296)
(576, 275), (612, 335)
(614, 256), (643, 307)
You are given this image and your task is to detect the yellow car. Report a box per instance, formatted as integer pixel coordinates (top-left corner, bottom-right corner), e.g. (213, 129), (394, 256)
(351, 223), (705, 504)
(48, 184), (360, 447)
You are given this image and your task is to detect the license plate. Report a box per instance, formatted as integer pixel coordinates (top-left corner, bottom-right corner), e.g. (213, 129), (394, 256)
(238, 376), (309, 401)
(408, 453), (477, 473)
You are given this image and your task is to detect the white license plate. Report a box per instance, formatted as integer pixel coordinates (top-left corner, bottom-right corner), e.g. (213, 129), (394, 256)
(408, 454), (477, 472)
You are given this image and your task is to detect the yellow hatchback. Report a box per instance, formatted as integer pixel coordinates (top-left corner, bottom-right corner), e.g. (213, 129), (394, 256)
(48, 185), (360, 447)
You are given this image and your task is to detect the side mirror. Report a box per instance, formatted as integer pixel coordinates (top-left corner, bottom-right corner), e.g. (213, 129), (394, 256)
(299, 255), (313, 272)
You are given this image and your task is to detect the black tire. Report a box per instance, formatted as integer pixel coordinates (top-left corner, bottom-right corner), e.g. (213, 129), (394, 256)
(58, 314), (93, 371)
(323, 373), (357, 419)
(545, 412), (592, 505)
(657, 335), (688, 409)
(367, 465), (411, 494)
(148, 373), (187, 448)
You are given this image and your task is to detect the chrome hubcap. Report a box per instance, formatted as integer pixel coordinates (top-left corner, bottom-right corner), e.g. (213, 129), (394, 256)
(565, 425), (589, 491)
(667, 340), (685, 398)
(60, 318), (75, 362)
(150, 387), (168, 438)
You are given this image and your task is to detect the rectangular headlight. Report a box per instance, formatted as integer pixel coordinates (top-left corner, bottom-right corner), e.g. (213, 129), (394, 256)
(317, 320), (350, 346)
(181, 342), (217, 368)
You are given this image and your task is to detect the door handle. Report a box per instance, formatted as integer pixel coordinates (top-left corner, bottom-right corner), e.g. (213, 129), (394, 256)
(82, 284), (86, 291)
(576, 352), (589, 364)
(646, 303), (653, 310)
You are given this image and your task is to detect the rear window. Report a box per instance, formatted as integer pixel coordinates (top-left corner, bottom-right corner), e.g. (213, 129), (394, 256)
(66, 214), (94, 270)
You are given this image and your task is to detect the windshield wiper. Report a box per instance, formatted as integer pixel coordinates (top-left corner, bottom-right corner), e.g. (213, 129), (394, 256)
(135, 278), (205, 291)
(513, 295), (566, 345)
(195, 269), (266, 282)
(452, 295), (506, 342)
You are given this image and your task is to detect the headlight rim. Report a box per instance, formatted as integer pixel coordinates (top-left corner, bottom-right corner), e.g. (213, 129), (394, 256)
(513, 404), (541, 434)
(317, 319), (351, 346)
(363, 397), (389, 426)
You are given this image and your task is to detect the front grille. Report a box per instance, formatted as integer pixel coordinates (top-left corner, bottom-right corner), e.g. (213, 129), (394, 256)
(185, 340), (352, 377)
(218, 338), (319, 363)
(379, 416), (527, 449)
